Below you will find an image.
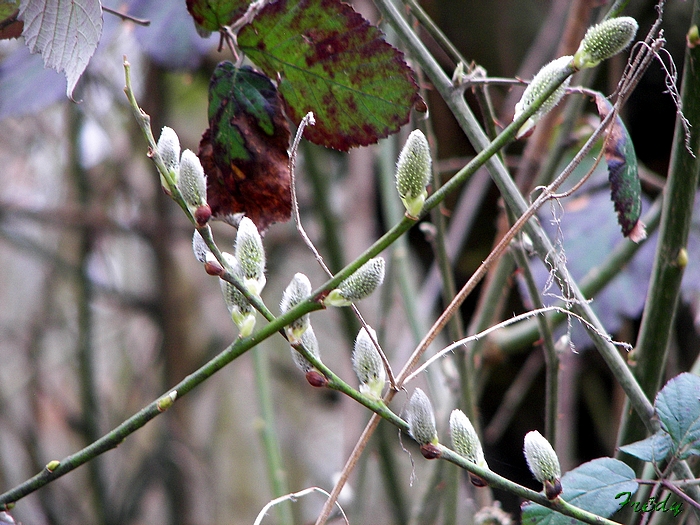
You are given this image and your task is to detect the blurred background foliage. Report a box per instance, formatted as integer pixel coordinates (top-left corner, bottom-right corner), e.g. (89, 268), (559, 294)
(0, 0), (698, 524)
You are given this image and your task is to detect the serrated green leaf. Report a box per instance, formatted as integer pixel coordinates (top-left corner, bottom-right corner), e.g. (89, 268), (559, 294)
(197, 62), (291, 231)
(656, 372), (700, 460)
(521, 458), (638, 525)
(594, 95), (644, 240)
(185, 0), (249, 33)
(19, 0), (103, 99)
(238, 0), (422, 151)
(619, 430), (673, 462)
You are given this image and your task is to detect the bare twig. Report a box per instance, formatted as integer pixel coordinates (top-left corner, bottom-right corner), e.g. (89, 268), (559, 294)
(288, 113), (398, 389)
(102, 6), (150, 26)
(254, 488), (349, 525)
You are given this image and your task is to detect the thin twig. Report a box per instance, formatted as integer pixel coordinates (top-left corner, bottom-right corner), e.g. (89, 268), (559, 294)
(405, 306), (630, 383)
(288, 112), (398, 389)
(254, 488), (350, 525)
(102, 6), (150, 26)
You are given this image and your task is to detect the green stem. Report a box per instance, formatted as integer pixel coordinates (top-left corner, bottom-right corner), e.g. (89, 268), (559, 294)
(375, 0), (656, 438)
(436, 445), (623, 525)
(252, 347), (293, 525)
(616, 0), (700, 479)
(69, 102), (111, 525)
(511, 235), (559, 445)
(0, 297), (319, 508)
(489, 197), (663, 354)
(301, 142), (358, 341)
(0, 39), (609, 512)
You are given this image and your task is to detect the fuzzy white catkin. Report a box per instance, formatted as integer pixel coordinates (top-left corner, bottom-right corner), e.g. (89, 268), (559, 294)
(178, 149), (207, 208)
(407, 388), (438, 445)
(219, 253), (256, 336)
(573, 17), (638, 69)
(280, 273), (312, 342)
(513, 55), (573, 138)
(290, 325), (321, 373)
(450, 409), (487, 468)
(157, 126), (180, 177)
(234, 217), (266, 295)
(325, 257), (385, 307)
(352, 326), (386, 397)
(192, 230), (211, 264)
(396, 129), (431, 217)
(523, 430), (561, 483)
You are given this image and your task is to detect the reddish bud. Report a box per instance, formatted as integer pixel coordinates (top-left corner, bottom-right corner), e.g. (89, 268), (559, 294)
(419, 443), (442, 459)
(306, 370), (328, 387)
(469, 473), (488, 487)
(204, 260), (224, 276)
(544, 478), (563, 500)
(194, 204), (212, 227)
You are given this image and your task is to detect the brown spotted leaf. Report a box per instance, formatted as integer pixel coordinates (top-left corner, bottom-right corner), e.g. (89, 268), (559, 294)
(237, 0), (422, 151)
(198, 62), (291, 232)
(595, 94), (645, 241)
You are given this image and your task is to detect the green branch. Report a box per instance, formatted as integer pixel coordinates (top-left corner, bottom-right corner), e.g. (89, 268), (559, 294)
(616, 6), (700, 513)
(0, 35), (591, 511)
(374, 0), (656, 431)
(436, 446), (622, 525)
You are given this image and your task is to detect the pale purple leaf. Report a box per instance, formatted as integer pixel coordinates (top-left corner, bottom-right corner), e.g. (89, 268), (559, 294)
(19, 0), (103, 99)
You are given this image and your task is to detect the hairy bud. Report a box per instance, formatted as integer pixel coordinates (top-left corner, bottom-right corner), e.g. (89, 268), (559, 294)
(234, 217), (266, 296)
(192, 230), (212, 264)
(406, 388), (438, 446)
(450, 409), (488, 468)
(352, 326), (386, 398)
(157, 126), (180, 184)
(523, 430), (562, 499)
(513, 55), (573, 138)
(290, 324), (322, 373)
(396, 129), (432, 218)
(325, 257), (385, 307)
(280, 273), (312, 343)
(573, 17), (638, 69)
(220, 253), (256, 337)
(178, 149), (208, 211)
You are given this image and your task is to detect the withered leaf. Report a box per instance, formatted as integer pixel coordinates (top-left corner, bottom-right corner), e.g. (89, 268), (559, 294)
(198, 62), (291, 232)
(595, 94), (645, 241)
